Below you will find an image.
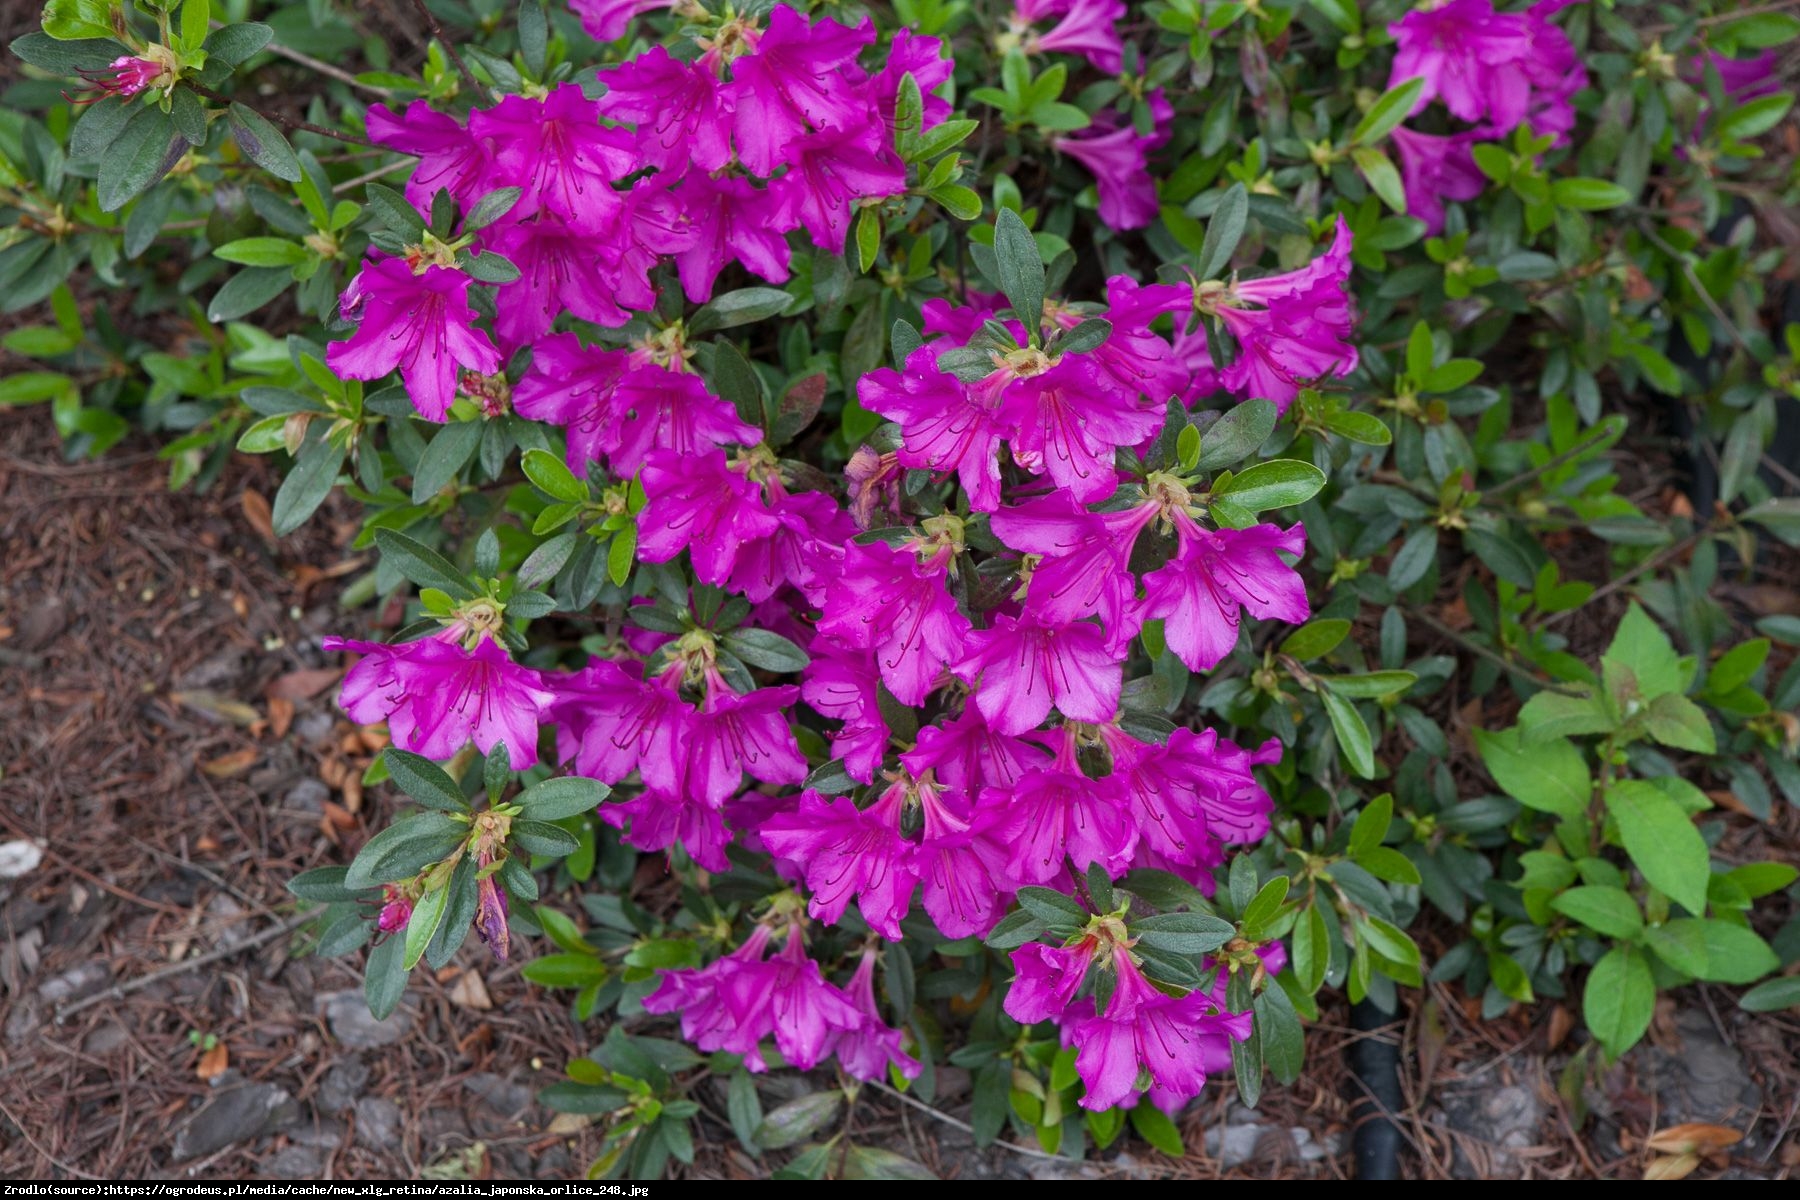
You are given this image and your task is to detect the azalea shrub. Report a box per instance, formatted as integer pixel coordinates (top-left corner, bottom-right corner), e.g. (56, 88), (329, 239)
(7, 0), (1800, 1180)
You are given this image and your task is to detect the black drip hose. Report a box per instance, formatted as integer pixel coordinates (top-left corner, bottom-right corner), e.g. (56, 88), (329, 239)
(1347, 1000), (1404, 1179)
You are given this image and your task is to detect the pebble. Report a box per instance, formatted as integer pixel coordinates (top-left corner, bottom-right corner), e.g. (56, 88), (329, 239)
(316, 990), (413, 1048)
(171, 1082), (301, 1161)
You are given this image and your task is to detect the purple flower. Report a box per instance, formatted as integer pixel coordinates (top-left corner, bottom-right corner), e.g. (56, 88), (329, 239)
(859, 347), (1010, 512)
(989, 492), (1154, 632)
(1064, 952), (1249, 1110)
(365, 101), (494, 212)
(760, 785), (918, 939)
(486, 211), (631, 346)
(727, 485), (854, 605)
(817, 539), (971, 706)
(549, 658), (691, 794)
(326, 631), (554, 769)
(727, 6), (876, 177)
(833, 949), (924, 1081)
(875, 29), (954, 128)
(74, 54), (169, 101)
(1140, 514), (1309, 672)
(953, 611), (1123, 736)
(1390, 127), (1487, 236)
(998, 355), (1164, 502)
(775, 124), (905, 252)
(569, 0), (674, 41)
(914, 771), (1012, 938)
(377, 885), (413, 933)
(595, 46), (734, 174)
(756, 932), (868, 1070)
(1388, 0), (1535, 129)
(326, 258), (501, 423)
(601, 788), (733, 872)
(1103, 725), (1280, 877)
(686, 672), (808, 809)
(801, 637), (891, 783)
(636, 448), (782, 587)
(986, 730), (1136, 886)
(901, 706), (1048, 797)
(474, 861), (510, 960)
(1024, 0), (1126, 75)
(665, 172), (795, 303)
(1052, 122), (1159, 231)
(471, 85), (638, 221)
(1004, 939), (1097, 1024)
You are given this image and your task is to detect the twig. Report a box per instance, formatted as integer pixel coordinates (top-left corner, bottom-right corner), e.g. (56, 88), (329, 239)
(266, 39), (396, 98)
(1484, 421), (1619, 499)
(1406, 606), (1587, 696)
(333, 158), (417, 195)
(1541, 523), (1714, 627)
(410, 0), (484, 98)
(54, 911), (314, 1024)
(1637, 220), (1754, 357)
(863, 1079), (1070, 1162)
(0, 1096), (104, 1180)
(189, 83), (376, 147)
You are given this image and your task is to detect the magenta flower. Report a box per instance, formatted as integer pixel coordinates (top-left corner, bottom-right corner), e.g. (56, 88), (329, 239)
(775, 124), (905, 252)
(376, 885), (413, 933)
(901, 706), (1048, 798)
(915, 779), (1012, 939)
(486, 211), (631, 346)
(999, 356), (1165, 502)
(1083, 274), (1193, 407)
(365, 101), (494, 212)
(1064, 951), (1248, 1110)
(986, 730), (1136, 886)
(326, 631), (554, 769)
(473, 848), (511, 960)
(595, 46), (734, 174)
(636, 448), (782, 587)
(859, 347), (1010, 511)
(989, 492), (1154, 632)
(601, 788), (733, 872)
(756, 932), (869, 1070)
(875, 29), (954, 128)
(470, 85), (637, 221)
(727, 6), (876, 177)
(760, 786), (918, 939)
(727, 486), (854, 605)
(801, 637), (891, 783)
(549, 658), (691, 795)
(1390, 127), (1487, 236)
(1103, 725), (1279, 877)
(817, 539), (971, 706)
(569, 0), (674, 41)
(1052, 122), (1158, 231)
(833, 949), (924, 1081)
(1140, 514), (1309, 672)
(844, 447), (905, 530)
(666, 172), (795, 303)
(326, 257), (501, 423)
(953, 611), (1123, 736)
(686, 672), (808, 808)
(1388, 0), (1535, 129)
(1004, 939), (1097, 1024)
(74, 54), (168, 101)
(1024, 0), (1126, 75)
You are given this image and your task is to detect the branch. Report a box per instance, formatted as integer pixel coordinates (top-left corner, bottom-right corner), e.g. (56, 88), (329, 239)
(190, 83), (377, 148)
(410, 0), (484, 99)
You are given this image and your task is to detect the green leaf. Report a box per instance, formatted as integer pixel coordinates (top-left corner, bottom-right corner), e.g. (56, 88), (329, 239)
(1324, 670), (1416, 699)
(382, 749), (470, 812)
(755, 1092), (844, 1151)
(1550, 177), (1631, 210)
(1474, 728), (1591, 818)
(272, 430), (346, 536)
(207, 267), (294, 322)
(1321, 689), (1376, 778)
(98, 106), (180, 213)
(1605, 780), (1711, 916)
(1350, 145), (1406, 212)
(1719, 94), (1793, 141)
(214, 237), (309, 268)
(521, 447), (588, 503)
(9, 32), (126, 73)
(1279, 618), (1349, 661)
(1515, 688), (1616, 740)
(180, 0), (210, 51)
(844, 1147), (938, 1180)
(226, 102), (302, 181)
(0, 371), (73, 406)
(1386, 524), (1438, 590)
(1602, 603), (1687, 700)
(1129, 1104), (1184, 1156)
(514, 776), (609, 821)
(1350, 77), (1425, 146)
(409, 419), (482, 503)
(1320, 409), (1392, 445)
(1644, 919), (1710, 977)
(929, 184), (983, 221)
(1194, 397), (1277, 470)
(402, 882), (450, 970)
(1739, 977), (1800, 1013)
(1253, 981), (1305, 1083)
(343, 811), (468, 890)
(1694, 920), (1779, 984)
(201, 22), (274, 71)
(374, 528), (479, 599)
(1550, 886), (1643, 940)
(1641, 693), (1716, 753)
(1584, 945), (1655, 1056)
(1215, 459), (1326, 511)
(1348, 794), (1392, 858)
(288, 866), (365, 903)
(363, 929), (409, 1020)
(521, 954), (609, 988)
(42, 0), (117, 40)
(607, 526), (637, 588)
(1197, 183), (1249, 279)
(1015, 886), (1087, 926)
(993, 207), (1045, 337)
(688, 287), (794, 336)
(1131, 911), (1235, 954)
(512, 820), (580, 857)
(720, 628), (809, 673)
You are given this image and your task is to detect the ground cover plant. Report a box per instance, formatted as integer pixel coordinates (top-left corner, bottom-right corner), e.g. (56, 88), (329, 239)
(4, 0), (1799, 1181)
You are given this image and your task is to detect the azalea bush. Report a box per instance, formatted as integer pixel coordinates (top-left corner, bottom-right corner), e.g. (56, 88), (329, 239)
(7, 0), (1800, 1180)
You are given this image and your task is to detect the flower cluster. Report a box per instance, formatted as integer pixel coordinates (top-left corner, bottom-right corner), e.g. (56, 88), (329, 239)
(329, 4), (948, 424)
(1385, 0), (1588, 233)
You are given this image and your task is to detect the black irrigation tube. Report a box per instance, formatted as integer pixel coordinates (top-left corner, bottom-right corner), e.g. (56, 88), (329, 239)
(1347, 1000), (1405, 1179)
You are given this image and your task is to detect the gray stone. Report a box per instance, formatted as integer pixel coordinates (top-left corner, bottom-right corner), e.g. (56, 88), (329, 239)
(316, 990), (413, 1048)
(353, 1097), (402, 1149)
(262, 1144), (328, 1179)
(37, 961), (110, 1004)
(317, 1059), (369, 1115)
(465, 1072), (534, 1122)
(289, 1118), (347, 1148)
(284, 779), (331, 811)
(1436, 1072), (1547, 1179)
(171, 1082), (301, 1161)
(294, 711), (335, 745)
